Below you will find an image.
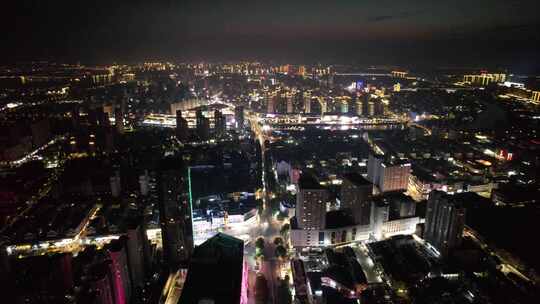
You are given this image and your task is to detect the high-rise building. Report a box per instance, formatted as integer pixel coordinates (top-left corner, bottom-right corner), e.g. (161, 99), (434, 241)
(340, 100), (348, 114)
(286, 94), (294, 113)
(214, 109), (226, 137)
(95, 107), (110, 127)
(391, 71), (407, 78)
(139, 171), (150, 196)
(296, 174), (329, 230)
(266, 91), (277, 114)
(355, 97), (363, 116)
(87, 263), (115, 304)
(110, 171), (121, 198)
(340, 173), (373, 225)
(374, 100), (384, 116)
(310, 98), (322, 115)
(195, 109), (210, 141)
(367, 154), (382, 186)
(387, 192), (416, 218)
(372, 198), (389, 240)
(424, 191), (466, 257)
(114, 97), (125, 134)
(87, 106), (99, 126)
(367, 101), (375, 116)
(298, 65), (307, 77)
(158, 161), (193, 268)
(367, 154), (411, 193)
(176, 110), (189, 142)
(320, 97), (328, 114)
(105, 239), (132, 304)
(362, 94), (370, 116)
(276, 92), (288, 114)
(30, 119), (51, 148)
(126, 221), (147, 291)
(463, 73), (506, 86)
(532, 90), (540, 103)
(179, 233), (246, 304)
(0, 242), (10, 281)
(72, 105), (81, 130)
(303, 91), (312, 113)
(234, 106), (244, 130)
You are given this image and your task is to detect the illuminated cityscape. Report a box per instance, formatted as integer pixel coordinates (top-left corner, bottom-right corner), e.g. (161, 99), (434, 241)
(1, 1), (540, 304)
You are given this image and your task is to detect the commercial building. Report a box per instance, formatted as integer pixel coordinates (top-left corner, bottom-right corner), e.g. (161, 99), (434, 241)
(424, 191), (466, 257)
(191, 192), (258, 245)
(291, 188), (420, 247)
(296, 174), (330, 230)
(290, 216), (419, 247)
(463, 73), (506, 86)
(367, 154), (411, 193)
(340, 173), (373, 225)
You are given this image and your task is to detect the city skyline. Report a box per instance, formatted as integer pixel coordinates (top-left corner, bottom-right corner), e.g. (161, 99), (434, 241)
(1, 1), (539, 303)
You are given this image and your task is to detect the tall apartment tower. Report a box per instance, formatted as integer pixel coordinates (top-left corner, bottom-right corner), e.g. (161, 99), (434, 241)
(355, 97), (364, 116)
(114, 95), (126, 134)
(296, 174), (329, 230)
(234, 106), (244, 130)
(266, 92), (277, 114)
(367, 154), (382, 185)
(424, 191), (466, 257)
(110, 171), (121, 198)
(303, 92), (312, 114)
(340, 173), (374, 225)
(158, 161), (194, 269)
(214, 109), (226, 137)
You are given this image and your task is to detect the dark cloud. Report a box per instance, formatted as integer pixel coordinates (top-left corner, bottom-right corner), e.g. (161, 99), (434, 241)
(369, 15), (395, 22)
(367, 10), (425, 23)
(0, 0), (539, 68)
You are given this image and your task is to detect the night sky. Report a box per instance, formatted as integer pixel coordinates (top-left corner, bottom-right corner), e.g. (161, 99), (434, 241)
(2, 0), (540, 69)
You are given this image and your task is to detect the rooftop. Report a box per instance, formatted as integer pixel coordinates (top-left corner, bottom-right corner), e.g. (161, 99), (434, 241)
(179, 233), (244, 304)
(343, 172), (372, 187)
(298, 174), (325, 190)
